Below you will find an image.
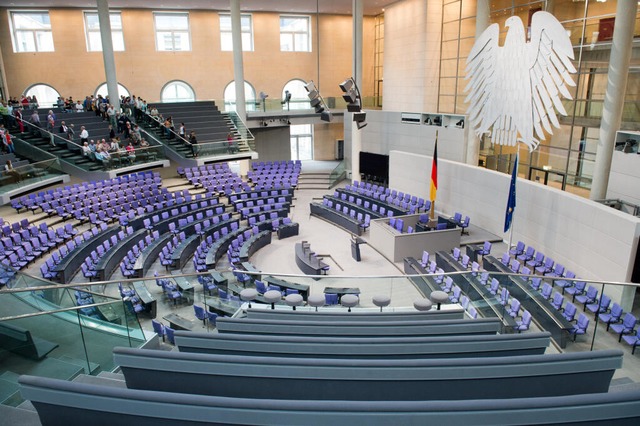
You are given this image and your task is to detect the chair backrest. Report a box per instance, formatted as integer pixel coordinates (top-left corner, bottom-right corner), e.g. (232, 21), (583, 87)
(586, 286), (598, 299)
(421, 251), (429, 265)
(165, 326), (175, 344)
(521, 310), (532, 327)
(460, 296), (469, 310)
(552, 292), (563, 308)
(452, 285), (461, 298)
(530, 277), (541, 290)
(482, 241), (491, 253)
(452, 247), (461, 260)
(541, 282), (552, 298)
(622, 313), (637, 329)
(500, 287), (509, 302)
(524, 246), (535, 257)
(193, 305), (206, 320)
(610, 303), (623, 320)
(576, 313), (589, 331)
(599, 294), (612, 311)
(151, 319), (164, 336)
(574, 281), (586, 293)
(444, 276), (453, 289)
(564, 303), (577, 320)
(490, 278), (499, 292)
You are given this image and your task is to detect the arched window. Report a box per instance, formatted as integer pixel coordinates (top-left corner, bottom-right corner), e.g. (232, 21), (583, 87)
(282, 79), (310, 110)
(94, 82), (130, 101)
(223, 81), (256, 112)
(161, 81), (195, 103)
(24, 83), (60, 108)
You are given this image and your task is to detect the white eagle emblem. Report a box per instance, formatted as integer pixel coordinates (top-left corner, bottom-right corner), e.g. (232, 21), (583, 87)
(464, 11), (576, 151)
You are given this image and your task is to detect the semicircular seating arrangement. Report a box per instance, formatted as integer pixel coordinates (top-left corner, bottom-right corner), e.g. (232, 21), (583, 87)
(17, 306), (640, 424)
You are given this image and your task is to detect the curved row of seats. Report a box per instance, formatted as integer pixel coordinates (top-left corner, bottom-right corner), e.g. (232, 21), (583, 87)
(500, 242), (640, 353)
(18, 306), (640, 424)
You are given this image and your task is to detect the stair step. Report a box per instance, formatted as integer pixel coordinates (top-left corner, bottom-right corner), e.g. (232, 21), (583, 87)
(97, 371), (126, 381)
(0, 405), (41, 426)
(58, 355), (101, 375)
(72, 374), (127, 388)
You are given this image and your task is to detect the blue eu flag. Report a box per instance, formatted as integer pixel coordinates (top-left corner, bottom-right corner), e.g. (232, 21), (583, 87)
(504, 153), (518, 233)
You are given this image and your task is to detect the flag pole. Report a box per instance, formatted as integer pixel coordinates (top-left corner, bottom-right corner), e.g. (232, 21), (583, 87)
(507, 144), (520, 251)
(429, 131), (439, 222)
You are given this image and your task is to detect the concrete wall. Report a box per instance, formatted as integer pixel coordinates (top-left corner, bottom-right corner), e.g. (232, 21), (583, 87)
(383, 0), (442, 112)
(388, 150), (640, 307)
(344, 110), (467, 174)
(607, 150), (640, 206)
(252, 127), (291, 162)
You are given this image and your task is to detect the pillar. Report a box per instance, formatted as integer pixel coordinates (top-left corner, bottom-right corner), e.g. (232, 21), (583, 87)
(230, 0), (246, 123)
(97, 0), (119, 111)
(590, 0), (637, 200)
(351, 0), (363, 182)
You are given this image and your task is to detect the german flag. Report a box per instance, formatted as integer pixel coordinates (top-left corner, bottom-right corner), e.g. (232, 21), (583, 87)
(430, 139), (438, 203)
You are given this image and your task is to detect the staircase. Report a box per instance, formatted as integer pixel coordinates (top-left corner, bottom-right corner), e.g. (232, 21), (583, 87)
(296, 171), (332, 190)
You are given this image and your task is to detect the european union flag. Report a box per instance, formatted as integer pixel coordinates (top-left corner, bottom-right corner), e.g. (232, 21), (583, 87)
(504, 153), (518, 233)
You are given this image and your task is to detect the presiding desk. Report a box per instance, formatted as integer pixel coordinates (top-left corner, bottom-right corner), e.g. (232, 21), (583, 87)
(295, 241), (329, 276)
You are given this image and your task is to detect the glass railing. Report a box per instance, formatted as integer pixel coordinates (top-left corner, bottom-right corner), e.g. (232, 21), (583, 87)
(244, 96), (383, 113)
(2, 265), (638, 401)
(0, 127), (65, 191)
(328, 159), (346, 188)
(140, 109), (254, 159)
(0, 272), (146, 405)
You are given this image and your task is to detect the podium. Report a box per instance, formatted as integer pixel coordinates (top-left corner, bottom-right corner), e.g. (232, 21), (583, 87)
(351, 237), (366, 262)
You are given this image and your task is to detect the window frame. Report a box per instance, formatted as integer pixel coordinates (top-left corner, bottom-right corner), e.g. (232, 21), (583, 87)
(279, 15), (312, 52)
(219, 13), (254, 52)
(161, 80), (196, 103)
(9, 10), (54, 53)
(223, 80), (257, 112)
(153, 11), (191, 52)
(83, 10), (125, 52)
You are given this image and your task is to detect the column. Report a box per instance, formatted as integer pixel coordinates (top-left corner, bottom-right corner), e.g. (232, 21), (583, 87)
(465, 0), (489, 166)
(351, 0), (363, 182)
(590, 1), (637, 200)
(97, 0), (119, 111)
(231, 0), (246, 123)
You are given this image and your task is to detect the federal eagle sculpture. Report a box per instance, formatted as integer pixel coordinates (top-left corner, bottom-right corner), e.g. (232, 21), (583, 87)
(464, 11), (576, 151)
